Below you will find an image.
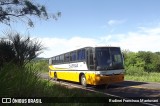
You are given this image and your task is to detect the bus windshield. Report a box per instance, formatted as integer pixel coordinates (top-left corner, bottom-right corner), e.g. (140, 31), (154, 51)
(95, 47), (124, 70)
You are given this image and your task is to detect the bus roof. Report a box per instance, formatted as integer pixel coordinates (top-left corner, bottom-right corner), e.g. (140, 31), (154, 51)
(49, 46), (121, 58)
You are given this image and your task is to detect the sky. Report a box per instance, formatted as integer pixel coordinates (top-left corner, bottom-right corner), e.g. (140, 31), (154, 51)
(0, 0), (160, 58)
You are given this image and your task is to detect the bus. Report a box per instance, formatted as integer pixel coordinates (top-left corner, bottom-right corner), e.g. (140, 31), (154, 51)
(48, 46), (124, 87)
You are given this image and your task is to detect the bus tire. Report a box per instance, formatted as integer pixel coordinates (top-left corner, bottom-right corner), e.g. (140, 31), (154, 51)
(81, 74), (87, 87)
(54, 72), (57, 81)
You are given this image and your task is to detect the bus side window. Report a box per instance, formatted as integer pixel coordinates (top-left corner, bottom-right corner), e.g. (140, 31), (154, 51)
(82, 49), (85, 60)
(73, 52), (76, 61)
(59, 55), (64, 63)
(65, 53), (69, 62)
(52, 57), (56, 64)
(77, 50), (81, 60)
(77, 49), (85, 60)
(70, 51), (76, 61)
(55, 56), (59, 64)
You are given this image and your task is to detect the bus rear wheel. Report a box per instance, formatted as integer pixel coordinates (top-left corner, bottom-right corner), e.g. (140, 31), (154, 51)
(81, 75), (87, 87)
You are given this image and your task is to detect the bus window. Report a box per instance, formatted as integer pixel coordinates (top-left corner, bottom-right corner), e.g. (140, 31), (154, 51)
(77, 49), (85, 60)
(55, 56), (59, 64)
(95, 48), (111, 70)
(60, 55), (64, 63)
(110, 48), (124, 69)
(70, 51), (76, 61)
(64, 53), (69, 62)
(82, 49), (85, 60)
(52, 57), (56, 64)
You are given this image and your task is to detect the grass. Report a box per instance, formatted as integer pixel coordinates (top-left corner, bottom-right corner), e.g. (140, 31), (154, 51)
(125, 66), (160, 82)
(0, 63), (42, 97)
(125, 72), (160, 82)
(0, 63), (121, 106)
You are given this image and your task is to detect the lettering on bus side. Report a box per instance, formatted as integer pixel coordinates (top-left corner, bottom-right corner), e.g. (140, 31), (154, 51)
(69, 64), (78, 68)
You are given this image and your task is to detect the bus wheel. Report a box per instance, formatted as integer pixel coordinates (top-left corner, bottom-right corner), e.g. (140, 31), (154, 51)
(54, 72), (57, 81)
(81, 75), (87, 87)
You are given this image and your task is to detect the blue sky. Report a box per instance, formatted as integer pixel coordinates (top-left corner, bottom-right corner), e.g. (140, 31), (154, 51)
(0, 0), (160, 57)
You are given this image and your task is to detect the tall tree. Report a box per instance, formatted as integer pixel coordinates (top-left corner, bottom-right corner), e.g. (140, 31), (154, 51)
(0, 0), (61, 27)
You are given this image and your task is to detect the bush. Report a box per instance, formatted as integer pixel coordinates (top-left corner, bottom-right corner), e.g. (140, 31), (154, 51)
(125, 66), (146, 76)
(27, 60), (48, 72)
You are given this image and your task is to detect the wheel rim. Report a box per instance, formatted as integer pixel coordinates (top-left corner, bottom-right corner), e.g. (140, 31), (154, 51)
(81, 76), (86, 86)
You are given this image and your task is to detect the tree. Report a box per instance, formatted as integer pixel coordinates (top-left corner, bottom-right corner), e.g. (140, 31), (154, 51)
(0, 31), (44, 67)
(0, 0), (61, 27)
(137, 51), (160, 72)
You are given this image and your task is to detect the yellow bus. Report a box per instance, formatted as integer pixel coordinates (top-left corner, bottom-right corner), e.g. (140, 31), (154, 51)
(49, 46), (124, 87)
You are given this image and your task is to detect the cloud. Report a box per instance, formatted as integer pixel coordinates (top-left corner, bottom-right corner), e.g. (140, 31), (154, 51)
(110, 32), (160, 52)
(102, 28), (160, 52)
(39, 37), (97, 58)
(39, 26), (160, 58)
(107, 19), (126, 26)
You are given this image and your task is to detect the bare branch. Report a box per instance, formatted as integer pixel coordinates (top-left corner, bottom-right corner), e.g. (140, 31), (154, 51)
(0, 0), (60, 27)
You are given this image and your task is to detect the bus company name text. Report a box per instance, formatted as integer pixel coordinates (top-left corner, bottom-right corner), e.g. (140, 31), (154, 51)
(2, 98), (42, 104)
(69, 64), (78, 68)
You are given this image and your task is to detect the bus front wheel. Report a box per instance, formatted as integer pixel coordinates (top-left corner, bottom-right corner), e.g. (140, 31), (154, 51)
(81, 75), (87, 87)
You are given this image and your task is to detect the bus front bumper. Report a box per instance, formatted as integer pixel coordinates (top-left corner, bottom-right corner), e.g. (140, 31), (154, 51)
(93, 74), (124, 85)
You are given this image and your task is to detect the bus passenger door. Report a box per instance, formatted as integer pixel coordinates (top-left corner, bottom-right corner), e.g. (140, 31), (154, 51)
(86, 49), (95, 84)
(87, 49), (94, 71)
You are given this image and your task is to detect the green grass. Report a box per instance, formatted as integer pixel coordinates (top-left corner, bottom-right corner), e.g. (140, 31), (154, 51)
(125, 66), (160, 82)
(125, 72), (160, 82)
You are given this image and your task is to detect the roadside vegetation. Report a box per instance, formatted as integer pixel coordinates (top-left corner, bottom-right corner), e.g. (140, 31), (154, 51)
(123, 50), (160, 82)
(28, 59), (49, 72)
(0, 63), (119, 106)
